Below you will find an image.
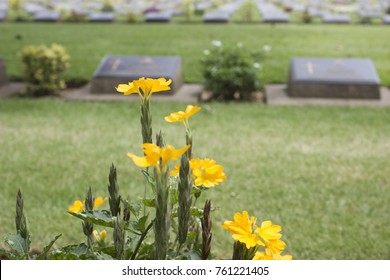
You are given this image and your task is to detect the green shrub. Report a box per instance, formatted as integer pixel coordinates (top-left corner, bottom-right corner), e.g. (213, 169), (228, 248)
(200, 41), (264, 101)
(20, 44), (70, 96)
(101, 0), (114, 12)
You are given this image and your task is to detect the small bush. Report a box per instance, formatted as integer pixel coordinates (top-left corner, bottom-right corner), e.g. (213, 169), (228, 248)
(201, 41), (264, 101)
(101, 0), (115, 12)
(20, 44), (70, 96)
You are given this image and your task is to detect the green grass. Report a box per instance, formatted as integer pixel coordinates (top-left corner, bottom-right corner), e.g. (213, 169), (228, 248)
(1, 99), (390, 259)
(0, 22), (389, 86)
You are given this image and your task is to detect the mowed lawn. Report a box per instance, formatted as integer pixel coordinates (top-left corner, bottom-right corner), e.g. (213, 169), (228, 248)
(0, 99), (389, 259)
(0, 22), (390, 86)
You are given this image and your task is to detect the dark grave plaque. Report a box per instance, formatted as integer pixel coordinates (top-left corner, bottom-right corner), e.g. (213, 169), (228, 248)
(145, 12), (171, 22)
(262, 12), (289, 23)
(287, 57), (381, 99)
(322, 13), (350, 23)
(384, 15), (390, 24)
(34, 11), (60, 22)
(90, 55), (183, 94)
(0, 57), (8, 87)
(203, 10), (230, 22)
(88, 12), (115, 22)
(0, 9), (6, 21)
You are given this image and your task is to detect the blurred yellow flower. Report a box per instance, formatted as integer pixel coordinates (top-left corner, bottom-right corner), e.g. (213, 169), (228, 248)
(164, 105), (201, 125)
(68, 200), (83, 212)
(191, 158), (226, 188)
(256, 220), (282, 242)
(253, 250), (292, 260)
(222, 211), (264, 249)
(68, 196), (106, 212)
(116, 77), (171, 99)
(93, 230), (107, 242)
(128, 143), (190, 168)
(264, 239), (287, 256)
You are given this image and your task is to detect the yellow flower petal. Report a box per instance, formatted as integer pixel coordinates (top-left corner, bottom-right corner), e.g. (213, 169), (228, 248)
(256, 220), (282, 242)
(68, 200), (84, 212)
(93, 196), (105, 209)
(161, 145), (190, 166)
(184, 105), (201, 118)
(127, 153), (154, 168)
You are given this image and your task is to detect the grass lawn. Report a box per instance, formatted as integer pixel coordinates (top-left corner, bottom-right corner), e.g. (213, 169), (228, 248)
(0, 98), (389, 259)
(0, 22), (390, 86)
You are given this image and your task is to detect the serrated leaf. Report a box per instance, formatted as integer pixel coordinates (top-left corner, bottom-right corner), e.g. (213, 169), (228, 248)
(5, 233), (28, 256)
(69, 210), (141, 235)
(36, 234), (62, 260)
(68, 210), (113, 227)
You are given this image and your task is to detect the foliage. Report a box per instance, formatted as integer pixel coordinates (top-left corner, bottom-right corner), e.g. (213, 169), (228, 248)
(1, 78), (290, 260)
(20, 44), (70, 96)
(302, 9), (312, 24)
(201, 41), (264, 101)
(101, 0), (115, 13)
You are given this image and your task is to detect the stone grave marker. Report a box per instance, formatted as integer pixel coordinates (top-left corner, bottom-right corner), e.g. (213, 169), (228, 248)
(203, 10), (230, 22)
(34, 10), (60, 22)
(287, 57), (381, 99)
(383, 15), (390, 24)
(88, 12), (115, 22)
(90, 55), (183, 94)
(322, 13), (350, 23)
(145, 11), (171, 22)
(0, 57), (8, 87)
(262, 11), (289, 23)
(0, 9), (6, 21)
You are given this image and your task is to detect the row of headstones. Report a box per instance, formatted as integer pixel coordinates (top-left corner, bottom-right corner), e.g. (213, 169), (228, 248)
(0, 53), (382, 100)
(281, 0), (390, 24)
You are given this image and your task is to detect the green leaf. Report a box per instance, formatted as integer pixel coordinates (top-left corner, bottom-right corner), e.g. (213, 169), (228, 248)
(36, 234), (62, 260)
(142, 198), (155, 208)
(68, 210), (141, 235)
(51, 243), (89, 260)
(96, 252), (114, 260)
(68, 210), (113, 227)
(138, 215), (148, 232)
(129, 202), (141, 217)
(183, 250), (202, 260)
(5, 233), (28, 257)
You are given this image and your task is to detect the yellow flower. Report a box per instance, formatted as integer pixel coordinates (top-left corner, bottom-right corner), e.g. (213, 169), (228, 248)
(93, 230), (107, 242)
(222, 211), (264, 249)
(264, 239), (287, 256)
(253, 250), (292, 260)
(170, 163), (181, 176)
(116, 77), (171, 99)
(256, 220), (282, 242)
(68, 196), (106, 212)
(68, 200), (83, 212)
(191, 158), (226, 188)
(127, 143), (190, 168)
(164, 105), (201, 125)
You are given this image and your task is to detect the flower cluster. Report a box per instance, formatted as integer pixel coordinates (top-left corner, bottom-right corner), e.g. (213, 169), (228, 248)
(222, 211), (291, 260)
(171, 158), (226, 188)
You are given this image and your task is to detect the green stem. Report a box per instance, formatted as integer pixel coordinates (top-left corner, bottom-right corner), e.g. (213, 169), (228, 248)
(130, 220), (154, 260)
